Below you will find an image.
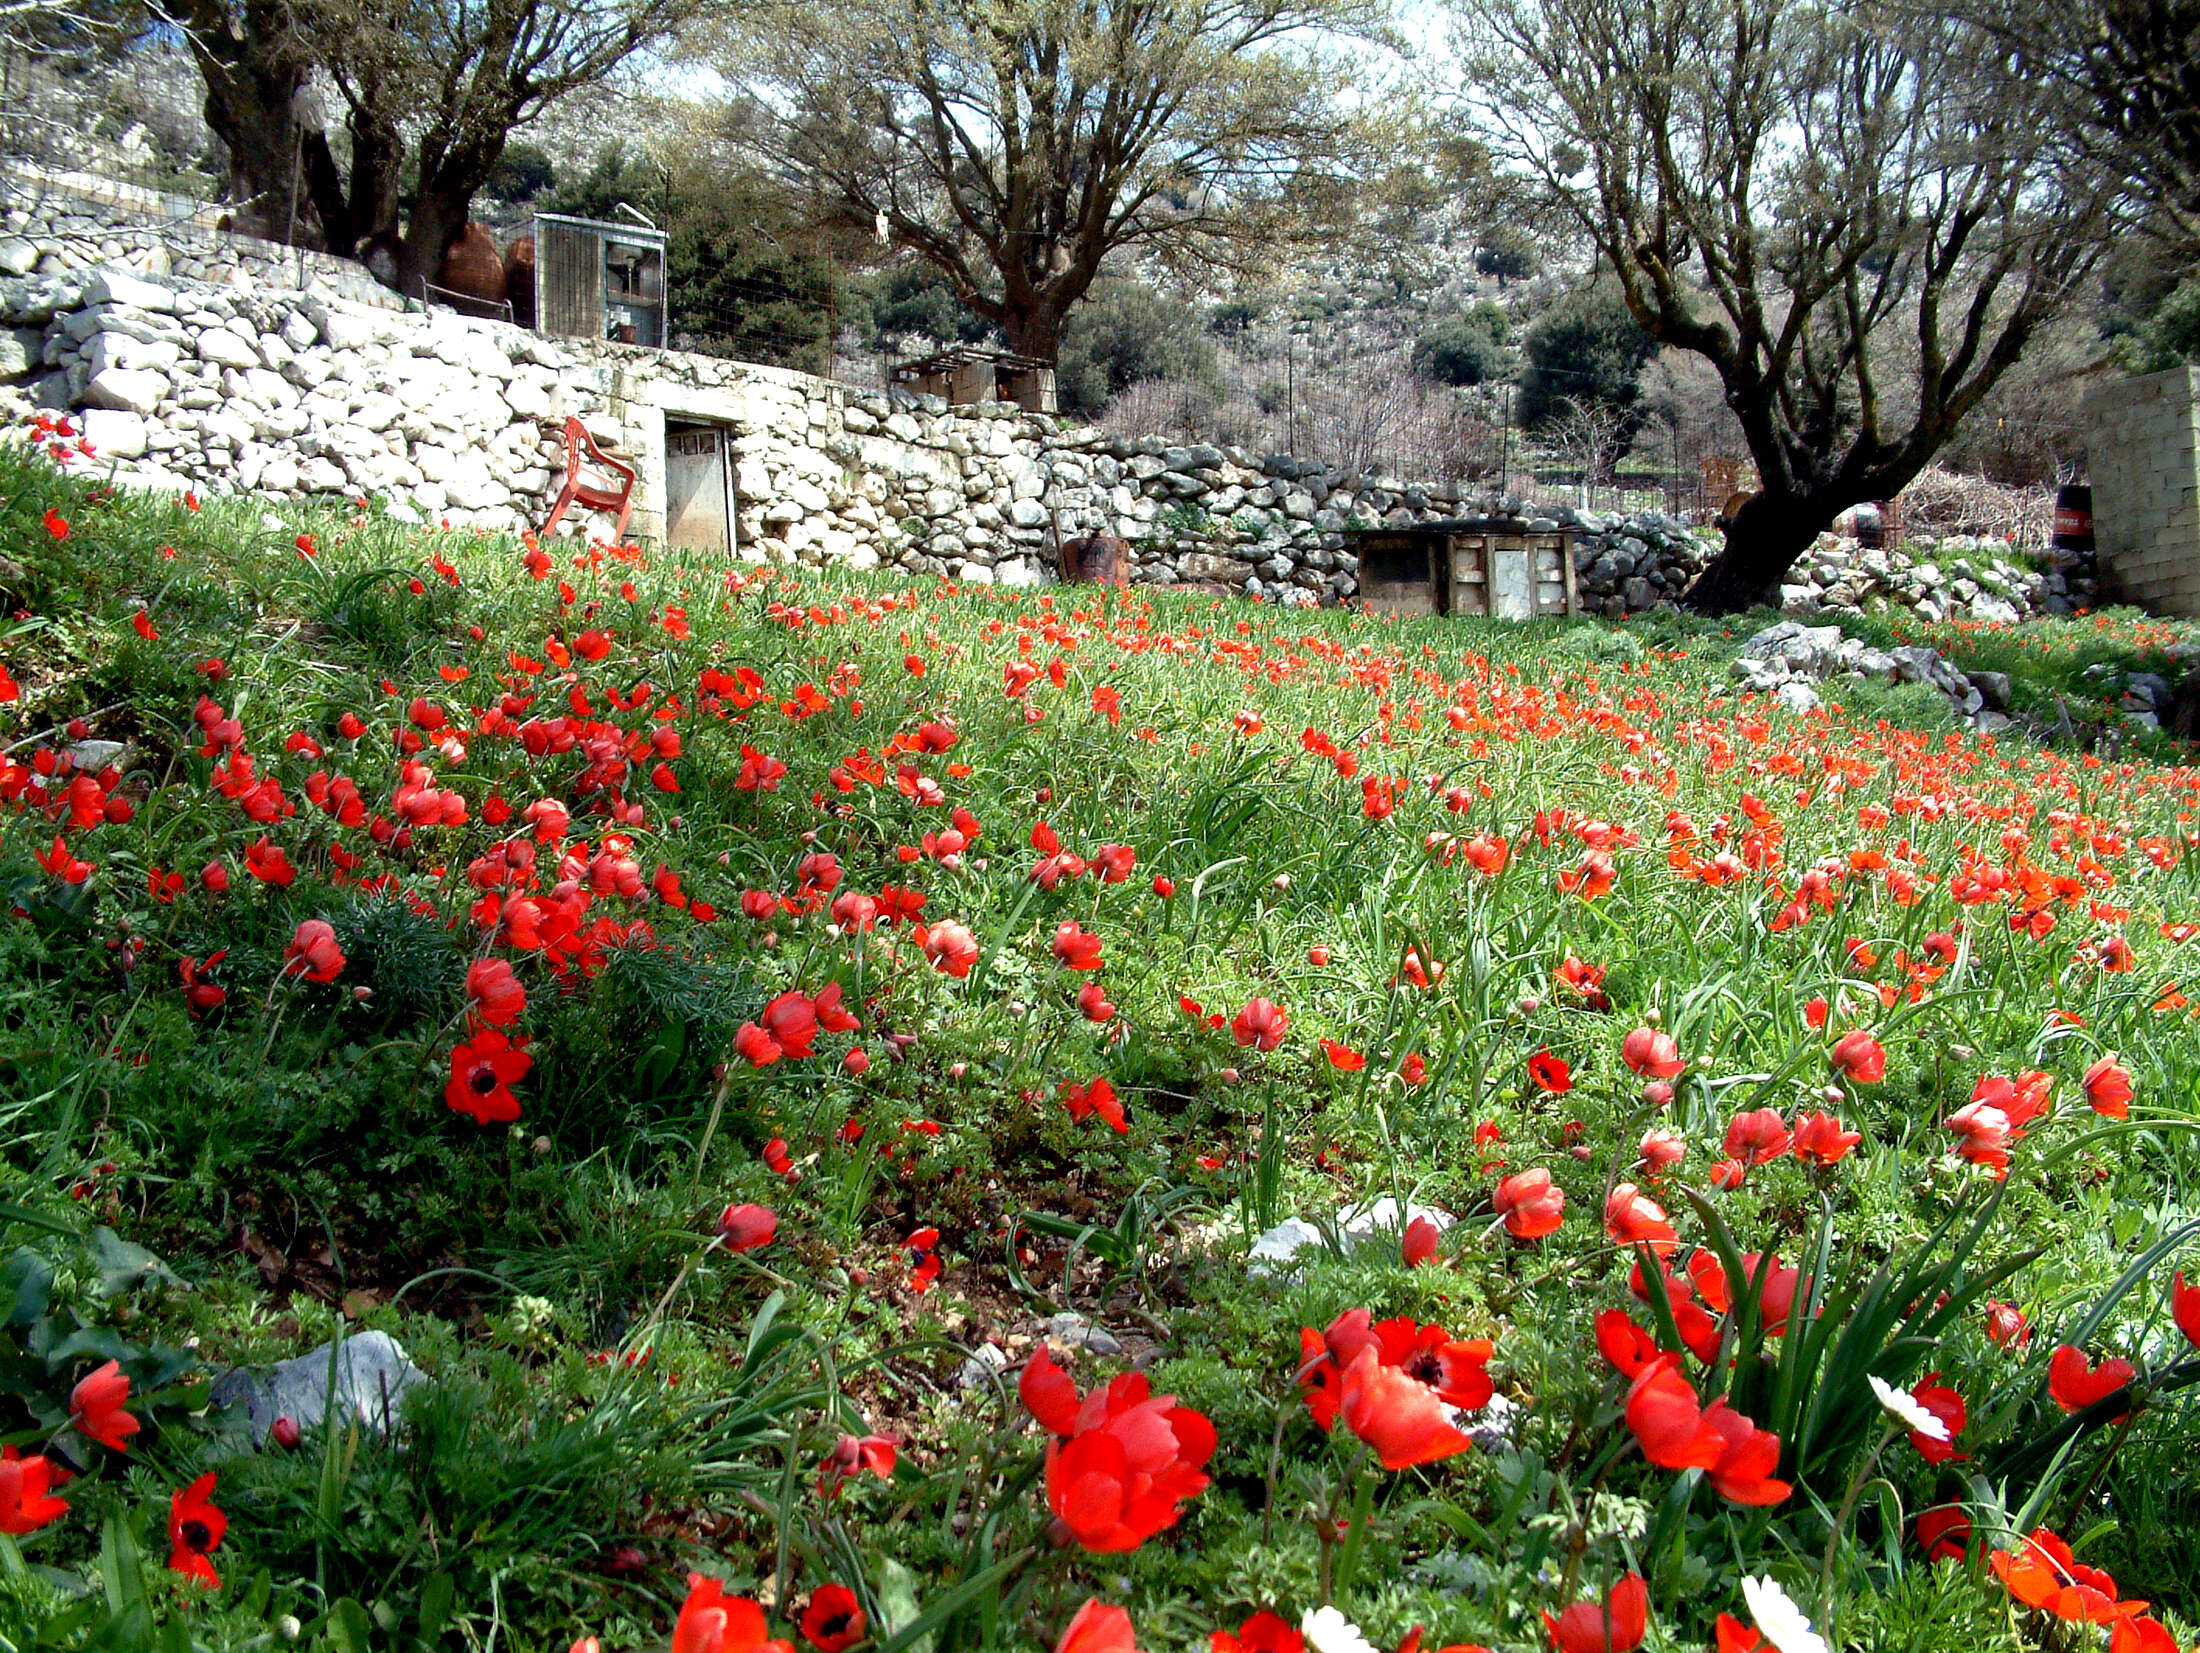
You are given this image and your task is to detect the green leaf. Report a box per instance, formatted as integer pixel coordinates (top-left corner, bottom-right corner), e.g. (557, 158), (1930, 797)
(87, 1230), (180, 1300)
(874, 1559), (932, 1653)
(416, 1574), (453, 1644)
(329, 1596), (374, 1653)
(0, 1251), (54, 1331)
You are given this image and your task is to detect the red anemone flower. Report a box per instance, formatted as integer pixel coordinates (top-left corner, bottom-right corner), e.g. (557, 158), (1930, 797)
(800, 1585), (867, 1653)
(921, 921), (980, 978)
(817, 1432), (897, 1497)
(1620, 1027), (1682, 1078)
(1337, 1345), (1476, 1469)
(1526, 1049), (1572, 1093)
(1211, 1611), (1303, 1653)
(1062, 1076), (1128, 1133)
(1990, 1528), (2137, 1624)
(673, 1574), (794, 1653)
(2047, 1346), (2136, 1416)
(1908, 1374), (1968, 1463)
(466, 958), (527, 1027)
(1057, 1601), (1139, 1653)
(1603, 1183), (1676, 1256)
(1028, 1350), (1215, 1551)
(1402, 1215), (1441, 1266)
(1830, 1030), (1887, 1083)
(1917, 1504), (1972, 1562)
(1595, 1310), (1663, 1378)
(1321, 1039), (1367, 1072)
(1792, 1110), (1861, 1165)
(2081, 1055), (2134, 1119)
(282, 918), (346, 984)
(167, 1472), (226, 1587)
(2173, 1272), (2200, 1351)
(718, 1203), (778, 1252)
(1723, 1109), (1792, 1166)
(1625, 1358), (1790, 1504)
(1052, 922), (1105, 971)
(1493, 1170), (1566, 1239)
(1985, 1300), (2032, 1348)
(0, 1450), (68, 1535)
(1231, 998), (1288, 1051)
(69, 1359), (140, 1452)
(1542, 1574), (1648, 1653)
(445, 1030), (531, 1123)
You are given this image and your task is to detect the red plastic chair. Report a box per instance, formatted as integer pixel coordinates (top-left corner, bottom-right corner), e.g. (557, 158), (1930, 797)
(540, 416), (637, 542)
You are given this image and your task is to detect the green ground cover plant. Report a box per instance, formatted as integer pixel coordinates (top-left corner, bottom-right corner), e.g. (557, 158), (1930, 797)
(2, 429), (2199, 1653)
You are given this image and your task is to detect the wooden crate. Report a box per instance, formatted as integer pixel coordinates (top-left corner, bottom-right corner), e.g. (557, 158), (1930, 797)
(1353, 521), (1577, 620)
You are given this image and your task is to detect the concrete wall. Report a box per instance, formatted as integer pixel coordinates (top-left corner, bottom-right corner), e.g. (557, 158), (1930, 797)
(2084, 366), (2200, 618)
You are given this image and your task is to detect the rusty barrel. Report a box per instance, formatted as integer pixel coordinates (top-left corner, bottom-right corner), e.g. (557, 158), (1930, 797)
(2051, 484), (2093, 553)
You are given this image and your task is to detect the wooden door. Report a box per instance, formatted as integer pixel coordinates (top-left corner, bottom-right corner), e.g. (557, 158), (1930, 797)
(665, 426), (731, 555)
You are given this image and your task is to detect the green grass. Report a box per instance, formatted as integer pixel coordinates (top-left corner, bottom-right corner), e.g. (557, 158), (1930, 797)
(1, 441), (2198, 1652)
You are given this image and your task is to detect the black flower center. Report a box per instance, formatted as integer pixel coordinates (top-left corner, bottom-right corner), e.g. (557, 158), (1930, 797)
(470, 1067), (499, 1094)
(181, 1519), (213, 1553)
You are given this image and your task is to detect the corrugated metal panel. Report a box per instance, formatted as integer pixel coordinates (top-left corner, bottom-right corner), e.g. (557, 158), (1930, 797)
(538, 219), (602, 341)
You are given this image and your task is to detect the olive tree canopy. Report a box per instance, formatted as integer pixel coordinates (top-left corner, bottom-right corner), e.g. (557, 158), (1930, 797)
(725, 0), (1394, 367)
(1457, 0), (2115, 612)
(178, 0), (702, 286)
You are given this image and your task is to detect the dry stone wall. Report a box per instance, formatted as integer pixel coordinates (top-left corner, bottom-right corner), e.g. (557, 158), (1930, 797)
(0, 251), (2098, 633)
(4, 258), (1698, 607)
(3, 174), (408, 313)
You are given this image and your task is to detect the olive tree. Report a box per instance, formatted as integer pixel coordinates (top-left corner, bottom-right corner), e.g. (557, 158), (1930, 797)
(725, 0), (1393, 368)
(178, 0), (702, 285)
(1457, 0), (2114, 612)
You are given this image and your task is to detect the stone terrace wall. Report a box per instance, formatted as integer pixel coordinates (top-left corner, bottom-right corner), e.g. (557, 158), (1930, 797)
(0, 256), (1724, 609)
(3, 170), (408, 313)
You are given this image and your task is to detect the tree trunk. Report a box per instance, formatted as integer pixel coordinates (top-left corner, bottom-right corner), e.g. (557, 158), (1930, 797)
(185, 0), (319, 238)
(1680, 491), (1841, 615)
(398, 173), (472, 296)
(1001, 303), (1068, 369)
(398, 124), (517, 295)
(303, 106), (404, 261)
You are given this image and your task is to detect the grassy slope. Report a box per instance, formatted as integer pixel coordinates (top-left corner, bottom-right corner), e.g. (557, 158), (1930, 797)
(2, 442), (2199, 1650)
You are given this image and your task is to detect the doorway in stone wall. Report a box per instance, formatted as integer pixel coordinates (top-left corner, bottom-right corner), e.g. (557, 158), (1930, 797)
(664, 421), (734, 555)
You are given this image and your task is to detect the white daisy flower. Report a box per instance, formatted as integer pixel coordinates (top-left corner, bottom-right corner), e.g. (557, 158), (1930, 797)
(1299, 1606), (1379, 1653)
(1867, 1373), (1950, 1441)
(1740, 1577), (1831, 1653)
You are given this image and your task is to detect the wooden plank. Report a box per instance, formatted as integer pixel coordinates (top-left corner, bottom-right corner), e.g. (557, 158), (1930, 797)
(537, 220), (602, 342)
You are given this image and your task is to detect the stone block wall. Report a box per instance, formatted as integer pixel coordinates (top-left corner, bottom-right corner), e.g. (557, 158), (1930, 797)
(2084, 366), (2200, 619)
(0, 247), (1741, 611)
(0, 255), (1715, 608)
(3, 172), (409, 314)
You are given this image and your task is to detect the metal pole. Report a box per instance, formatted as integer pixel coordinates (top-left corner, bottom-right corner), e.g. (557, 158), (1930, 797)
(1499, 386), (1511, 502)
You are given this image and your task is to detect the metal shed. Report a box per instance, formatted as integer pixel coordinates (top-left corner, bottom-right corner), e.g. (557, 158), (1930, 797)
(1352, 518), (1579, 620)
(530, 211), (668, 348)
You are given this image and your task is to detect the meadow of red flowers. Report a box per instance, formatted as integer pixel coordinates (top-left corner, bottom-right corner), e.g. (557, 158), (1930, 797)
(3, 425), (2200, 1651)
